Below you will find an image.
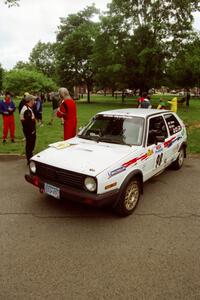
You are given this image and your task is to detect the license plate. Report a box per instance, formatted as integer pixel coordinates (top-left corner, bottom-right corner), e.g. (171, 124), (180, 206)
(44, 183), (60, 199)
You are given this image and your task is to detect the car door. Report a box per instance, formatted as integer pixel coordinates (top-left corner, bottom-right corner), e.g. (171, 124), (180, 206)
(143, 115), (168, 180)
(163, 113), (183, 165)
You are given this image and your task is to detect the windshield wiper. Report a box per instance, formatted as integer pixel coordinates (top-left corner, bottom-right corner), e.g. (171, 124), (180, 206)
(97, 137), (128, 145)
(78, 135), (98, 141)
(78, 135), (131, 146)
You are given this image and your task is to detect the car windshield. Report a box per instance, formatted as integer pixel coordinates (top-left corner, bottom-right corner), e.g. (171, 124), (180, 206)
(78, 115), (144, 146)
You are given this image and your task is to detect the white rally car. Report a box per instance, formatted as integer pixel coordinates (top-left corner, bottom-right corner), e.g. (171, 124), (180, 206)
(25, 108), (187, 216)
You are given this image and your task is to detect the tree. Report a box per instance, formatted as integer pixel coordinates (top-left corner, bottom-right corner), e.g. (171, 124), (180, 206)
(124, 25), (166, 93)
(56, 5), (100, 102)
(92, 15), (128, 98)
(29, 41), (57, 80)
(0, 64), (4, 92)
(3, 69), (57, 95)
(167, 36), (200, 89)
(4, 0), (19, 6)
(92, 13), (165, 98)
(109, 0), (200, 44)
(13, 60), (35, 71)
(103, 0), (200, 93)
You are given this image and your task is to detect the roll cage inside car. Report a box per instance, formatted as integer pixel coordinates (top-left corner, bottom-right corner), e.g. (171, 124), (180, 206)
(78, 114), (145, 146)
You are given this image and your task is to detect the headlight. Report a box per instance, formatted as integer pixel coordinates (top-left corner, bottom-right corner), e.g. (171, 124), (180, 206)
(84, 177), (97, 192)
(29, 161), (36, 173)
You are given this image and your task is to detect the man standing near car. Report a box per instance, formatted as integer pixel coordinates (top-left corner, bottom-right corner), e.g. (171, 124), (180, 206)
(57, 87), (77, 140)
(20, 94), (36, 164)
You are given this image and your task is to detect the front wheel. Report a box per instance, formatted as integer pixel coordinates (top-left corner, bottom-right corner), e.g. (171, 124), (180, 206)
(171, 147), (185, 170)
(114, 178), (141, 217)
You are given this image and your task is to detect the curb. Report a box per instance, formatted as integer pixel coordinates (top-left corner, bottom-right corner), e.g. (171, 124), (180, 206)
(0, 154), (25, 161)
(0, 153), (200, 160)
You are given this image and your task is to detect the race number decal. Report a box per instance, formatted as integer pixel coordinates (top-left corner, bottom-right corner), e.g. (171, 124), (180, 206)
(155, 153), (163, 168)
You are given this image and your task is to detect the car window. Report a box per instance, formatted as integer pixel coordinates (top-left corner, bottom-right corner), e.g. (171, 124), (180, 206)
(122, 118), (144, 145)
(147, 116), (168, 146)
(79, 115), (144, 146)
(164, 114), (182, 135)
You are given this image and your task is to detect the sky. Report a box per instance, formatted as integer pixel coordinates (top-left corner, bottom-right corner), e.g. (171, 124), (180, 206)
(0, 0), (111, 70)
(0, 0), (199, 70)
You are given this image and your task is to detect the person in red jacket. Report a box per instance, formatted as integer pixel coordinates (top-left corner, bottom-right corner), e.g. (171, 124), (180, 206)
(1, 92), (16, 143)
(56, 87), (77, 140)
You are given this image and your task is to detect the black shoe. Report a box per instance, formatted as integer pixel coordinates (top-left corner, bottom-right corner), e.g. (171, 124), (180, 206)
(11, 139), (15, 143)
(2, 139), (6, 143)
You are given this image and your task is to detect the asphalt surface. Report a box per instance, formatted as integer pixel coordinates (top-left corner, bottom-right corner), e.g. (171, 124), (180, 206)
(0, 156), (200, 300)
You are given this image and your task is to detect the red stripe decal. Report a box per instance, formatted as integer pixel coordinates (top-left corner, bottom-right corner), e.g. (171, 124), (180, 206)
(123, 153), (147, 168)
(164, 136), (176, 148)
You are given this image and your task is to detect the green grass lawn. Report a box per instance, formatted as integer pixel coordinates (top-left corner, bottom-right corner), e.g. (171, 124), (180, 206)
(0, 94), (200, 155)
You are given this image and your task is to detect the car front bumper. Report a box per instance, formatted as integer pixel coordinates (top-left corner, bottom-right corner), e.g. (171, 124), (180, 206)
(25, 173), (119, 207)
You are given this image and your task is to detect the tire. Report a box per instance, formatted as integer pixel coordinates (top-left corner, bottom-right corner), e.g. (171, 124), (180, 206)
(171, 147), (185, 170)
(115, 178), (141, 217)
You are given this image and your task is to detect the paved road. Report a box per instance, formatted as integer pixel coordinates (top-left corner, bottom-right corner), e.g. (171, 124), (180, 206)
(0, 156), (200, 300)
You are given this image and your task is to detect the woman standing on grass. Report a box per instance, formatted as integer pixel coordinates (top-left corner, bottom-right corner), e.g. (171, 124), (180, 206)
(56, 87), (77, 140)
(1, 91), (16, 143)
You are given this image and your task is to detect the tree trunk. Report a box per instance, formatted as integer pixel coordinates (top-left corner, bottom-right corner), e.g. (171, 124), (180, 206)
(112, 89), (115, 98)
(87, 88), (90, 103)
(122, 91), (125, 103)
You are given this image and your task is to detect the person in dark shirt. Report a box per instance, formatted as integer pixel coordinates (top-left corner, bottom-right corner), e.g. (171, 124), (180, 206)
(18, 92), (29, 114)
(33, 95), (43, 127)
(20, 94), (36, 164)
(47, 92), (63, 125)
(186, 90), (190, 111)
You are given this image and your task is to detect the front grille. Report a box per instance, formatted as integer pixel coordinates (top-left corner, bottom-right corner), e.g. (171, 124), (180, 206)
(35, 162), (85, 190)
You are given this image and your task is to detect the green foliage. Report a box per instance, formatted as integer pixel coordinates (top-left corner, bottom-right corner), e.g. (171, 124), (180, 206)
(167, 37), (200, 88)
(92, 15), (129, 93)
(3, 0), (200, 98)
(3, 69), (57, 95)
(0, 64), (4, 92)
(101, 0), (200, 93)
(4, 0), (19, 6)
(13, 60), (35, 71)
(92, 15), (165, 95)
(56, 5), (100, 102)
(126, 25), (165, 92)
(29, 41), (57, 79)
(109, 0), (199, 44)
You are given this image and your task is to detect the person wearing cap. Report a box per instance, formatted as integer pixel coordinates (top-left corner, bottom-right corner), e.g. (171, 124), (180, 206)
(57, 87), (77, 140)
(157, 98), (167, 110)
(1, 91), (16, 143)
(18, 92), (29, 114)
(137, 92), (151, 108)
(20, 94), (36, 164)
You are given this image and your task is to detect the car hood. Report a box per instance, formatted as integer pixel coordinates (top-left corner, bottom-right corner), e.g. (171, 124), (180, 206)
(32, 137), (138, 176)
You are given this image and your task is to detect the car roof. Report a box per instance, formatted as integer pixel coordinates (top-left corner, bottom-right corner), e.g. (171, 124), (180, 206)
(97, 108), (171, 118)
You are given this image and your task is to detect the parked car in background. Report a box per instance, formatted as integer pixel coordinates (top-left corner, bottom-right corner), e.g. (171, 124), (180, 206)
(25, 109), (187, 217)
